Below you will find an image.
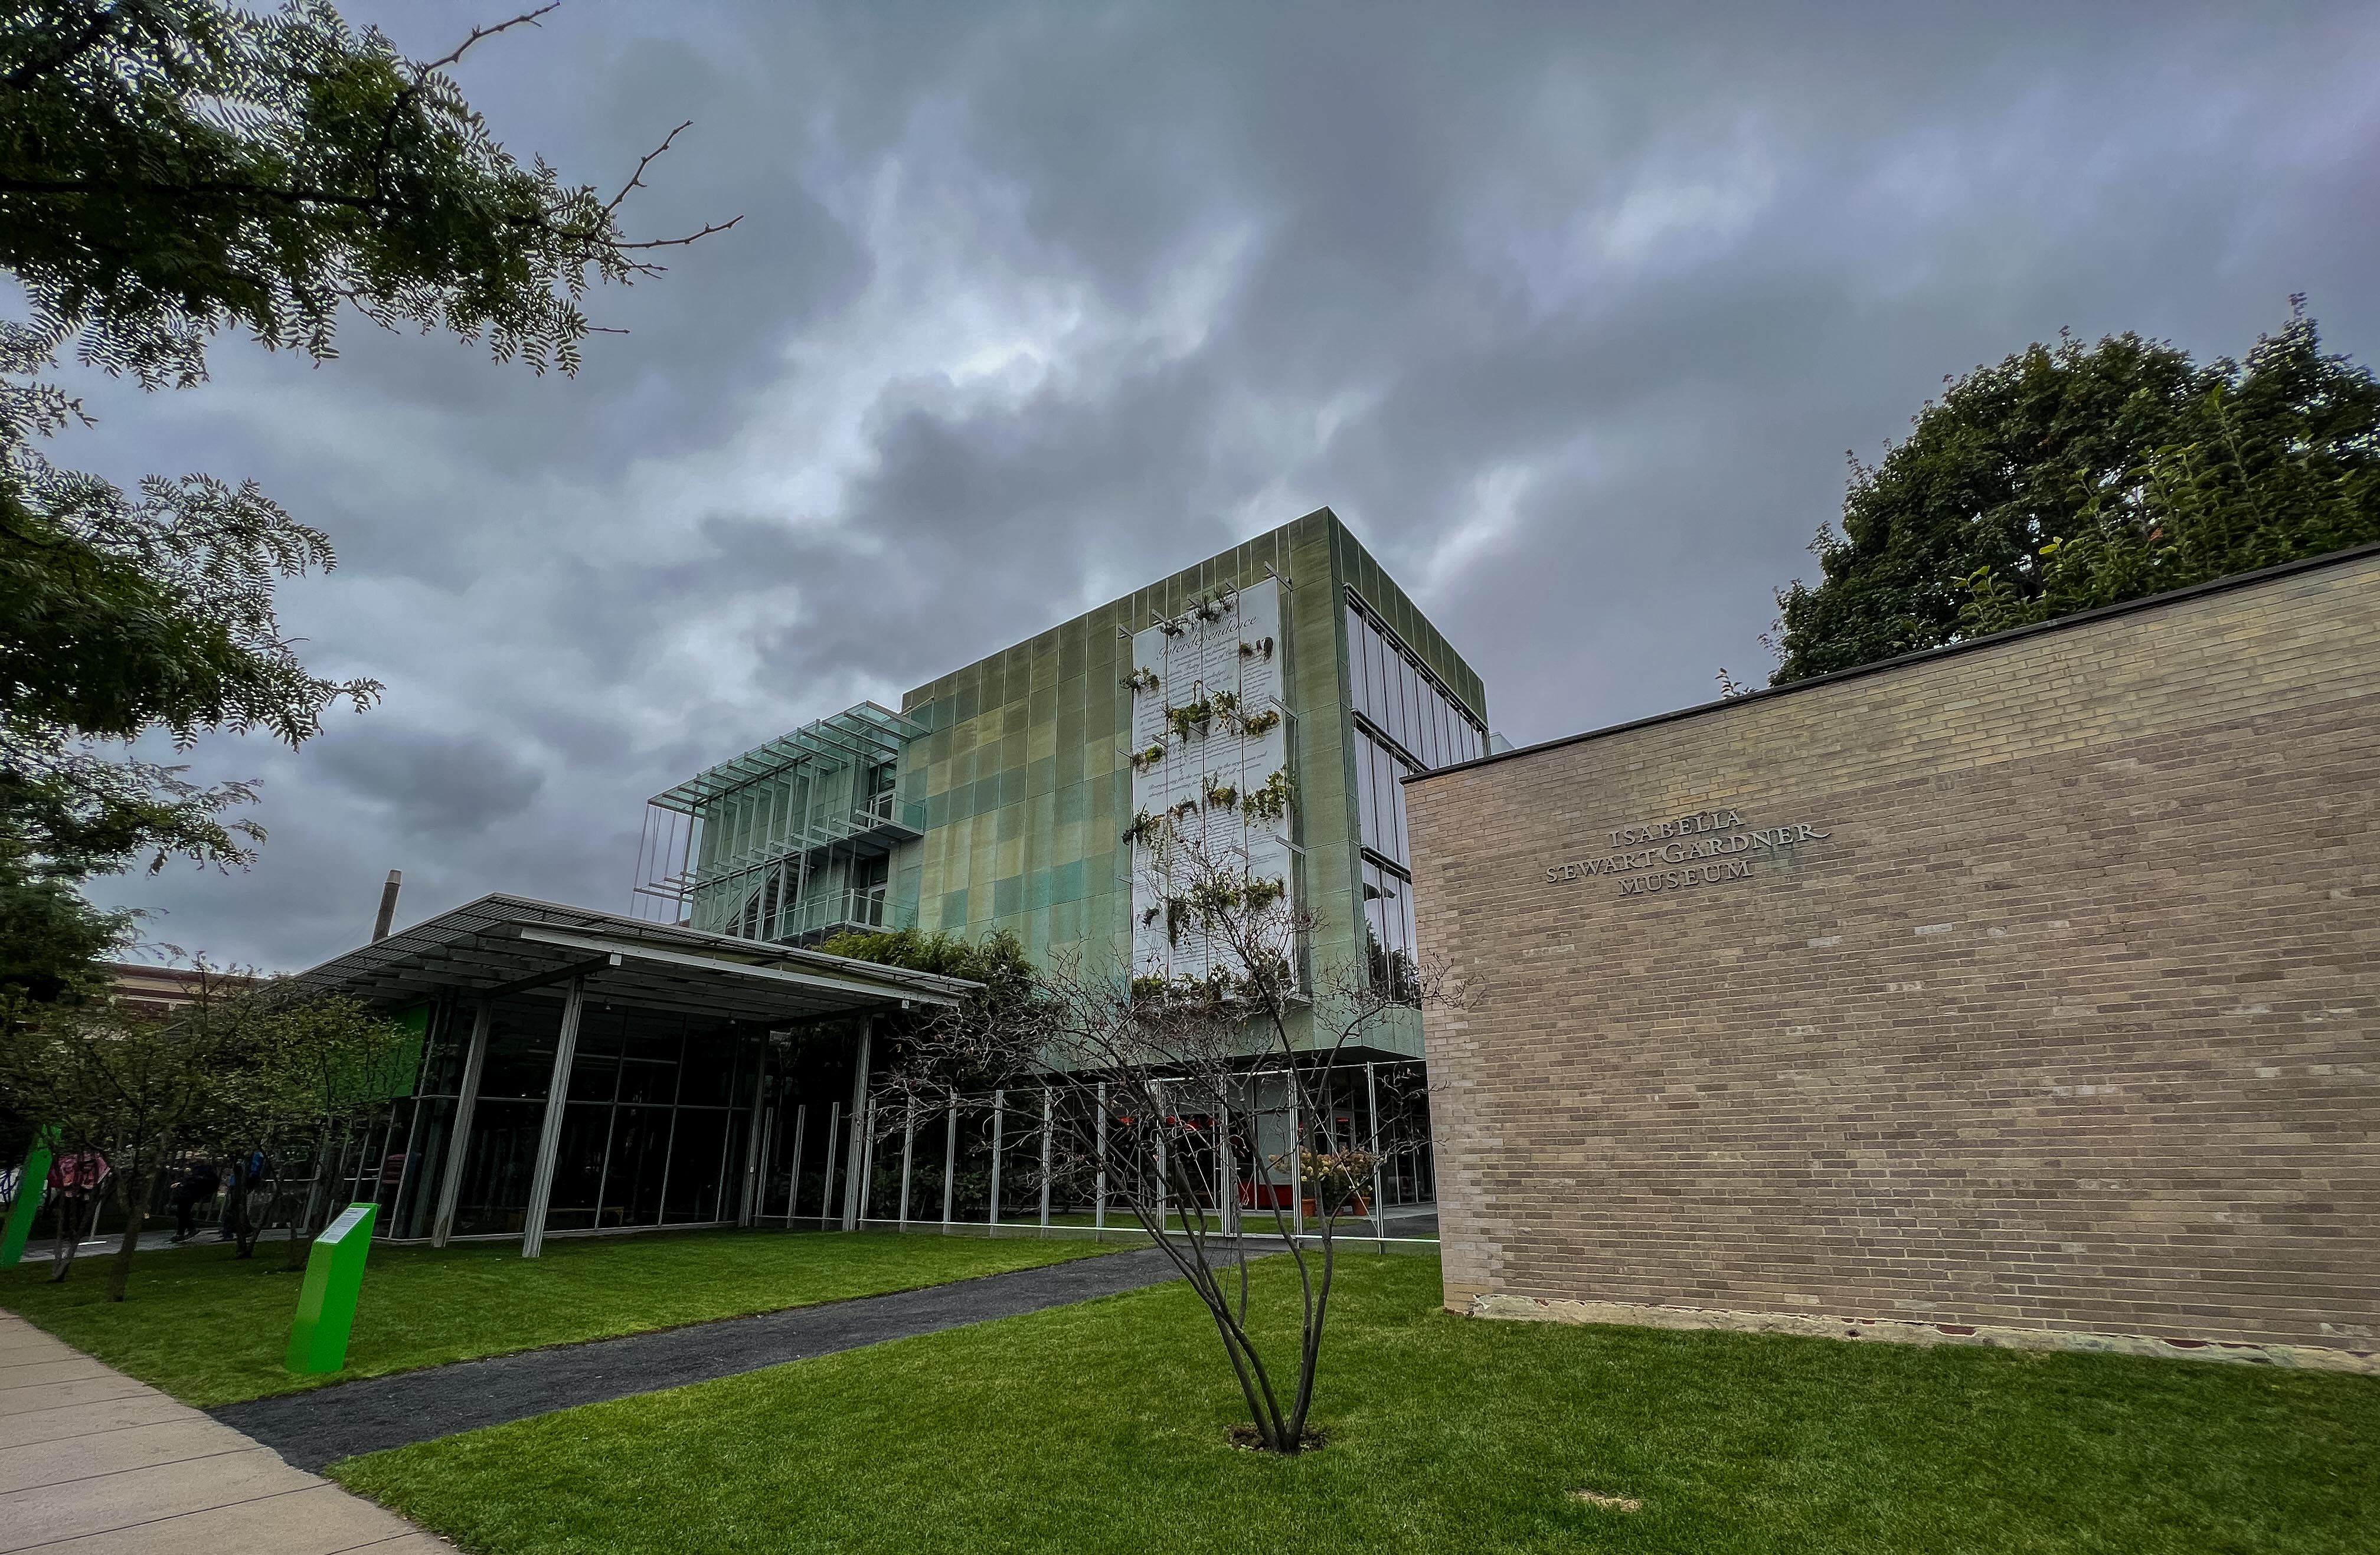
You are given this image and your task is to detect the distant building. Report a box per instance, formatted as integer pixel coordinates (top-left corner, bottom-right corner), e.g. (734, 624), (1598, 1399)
(97, 961), (263, 1017)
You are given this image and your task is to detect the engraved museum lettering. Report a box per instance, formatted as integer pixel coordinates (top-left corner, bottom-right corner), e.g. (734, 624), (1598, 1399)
(1543, 807), (1831, 899)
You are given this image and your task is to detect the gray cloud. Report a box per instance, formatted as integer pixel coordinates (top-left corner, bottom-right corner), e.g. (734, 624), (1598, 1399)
(312, 725), (547, 840)
(56, 0), (2380, 970)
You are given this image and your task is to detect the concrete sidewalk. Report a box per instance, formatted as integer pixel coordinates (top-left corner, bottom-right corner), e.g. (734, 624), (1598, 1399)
(0, 1311), (450, 1554)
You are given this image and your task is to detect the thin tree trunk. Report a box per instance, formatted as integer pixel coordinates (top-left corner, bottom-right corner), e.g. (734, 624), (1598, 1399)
(43, 1191), (83, 1283)
(289, 1122), (338, 1269)
(106, 1164), (158, 1302)
(223, 1173), (249, 1257)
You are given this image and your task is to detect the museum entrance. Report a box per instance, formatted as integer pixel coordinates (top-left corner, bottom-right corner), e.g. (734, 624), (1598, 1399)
(386, 995), (779, 1240)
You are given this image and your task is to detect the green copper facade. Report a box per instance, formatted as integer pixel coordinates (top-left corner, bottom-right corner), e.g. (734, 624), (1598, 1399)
(646, 508), (1489, 1059)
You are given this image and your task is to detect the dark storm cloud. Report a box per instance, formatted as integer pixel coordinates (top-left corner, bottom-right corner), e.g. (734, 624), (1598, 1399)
(312, 726), (546, 839)
(65, 0), (2380, 969)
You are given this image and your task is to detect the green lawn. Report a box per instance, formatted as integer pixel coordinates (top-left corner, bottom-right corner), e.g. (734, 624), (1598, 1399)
(0, 1229), (1109, 1407)
(335, 1255), (2377, 1555)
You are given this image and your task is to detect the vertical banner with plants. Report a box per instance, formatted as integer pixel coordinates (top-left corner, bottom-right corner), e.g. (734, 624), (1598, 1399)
(1124, 580), (1293, 984)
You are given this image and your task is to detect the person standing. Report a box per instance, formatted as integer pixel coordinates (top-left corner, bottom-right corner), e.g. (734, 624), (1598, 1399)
(169, 1160), (220, 1243)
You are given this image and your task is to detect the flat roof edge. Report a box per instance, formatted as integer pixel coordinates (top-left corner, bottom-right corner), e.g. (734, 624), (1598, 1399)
(1410, 539), (2380, 784)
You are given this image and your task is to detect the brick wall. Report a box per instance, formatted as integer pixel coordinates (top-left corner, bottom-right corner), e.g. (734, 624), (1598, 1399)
(1408, 550), (2379, 1363)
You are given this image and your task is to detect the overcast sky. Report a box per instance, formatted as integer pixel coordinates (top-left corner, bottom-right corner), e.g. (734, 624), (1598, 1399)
(50, 1), (2380, 970)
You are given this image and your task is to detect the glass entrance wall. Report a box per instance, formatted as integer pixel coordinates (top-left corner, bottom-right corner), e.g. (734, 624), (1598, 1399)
(388, 993), (769, 1241)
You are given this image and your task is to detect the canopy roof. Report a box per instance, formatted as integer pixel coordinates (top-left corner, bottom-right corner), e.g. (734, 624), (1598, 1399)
(648, 702), (926, 815)
(283, 893), (975, 1025)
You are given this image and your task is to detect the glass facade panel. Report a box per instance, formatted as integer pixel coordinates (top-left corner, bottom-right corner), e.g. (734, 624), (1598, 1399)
(1345, 596), (1485, 770)
(390, 1003), (769, 1242)
(663, 1108), (731, 1223)
(541, 1102), (614, 1232)
(607, 1105), (673, 1226)
(449, 1097), (542, 1236)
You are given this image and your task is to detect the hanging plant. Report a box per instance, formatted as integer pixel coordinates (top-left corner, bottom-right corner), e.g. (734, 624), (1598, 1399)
(1208, 689), (1239, 719)
(1201, 772), (1240, 811)
(1193, 592), (1231, 623)
(1164, 895), (1191, 945)
(1129, 743), (1166, 773)
(1238, 706), (1281, 738)
(1140, 905), (1162, 928)
(1121, 808), (1158, 846)
(1166, 695), (1214, 741)
(1241, 767), (1294, 824)
(1157, 616), (1186, 637)
(1123, 667), (1160, 694)
(1169, 798), (1199, 821)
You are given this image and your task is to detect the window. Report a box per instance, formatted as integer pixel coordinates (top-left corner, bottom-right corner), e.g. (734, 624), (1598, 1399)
(1344, 594), (1486, 876)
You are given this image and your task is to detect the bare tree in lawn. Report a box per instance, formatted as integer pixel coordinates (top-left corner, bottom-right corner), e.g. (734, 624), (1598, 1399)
(880, 828), (1457, 1455)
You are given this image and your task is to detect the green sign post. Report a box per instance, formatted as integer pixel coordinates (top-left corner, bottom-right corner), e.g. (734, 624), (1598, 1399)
(285, 1201), (377, 1374)
(1, 1130), (56, 1269)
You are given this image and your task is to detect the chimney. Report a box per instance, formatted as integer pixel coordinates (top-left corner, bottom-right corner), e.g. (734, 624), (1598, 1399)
(372, 870), (403, 942)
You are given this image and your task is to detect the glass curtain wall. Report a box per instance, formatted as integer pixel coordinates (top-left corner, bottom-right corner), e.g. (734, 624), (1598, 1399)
(386, 993), (766, 1240)
(1345, 592), (1487, 996)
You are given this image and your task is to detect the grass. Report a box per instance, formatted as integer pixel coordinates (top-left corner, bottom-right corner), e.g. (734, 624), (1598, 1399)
(334, 1255), (2378, 1555)
(0, 1228), (1110, 1407)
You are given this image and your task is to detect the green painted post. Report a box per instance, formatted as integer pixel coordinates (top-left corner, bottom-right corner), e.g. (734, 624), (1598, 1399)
(285, 1202), (377, 1374)
(1, 1130), (57, 1269)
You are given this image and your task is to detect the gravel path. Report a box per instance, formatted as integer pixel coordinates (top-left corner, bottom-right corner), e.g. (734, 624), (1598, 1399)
(210, 1248), (1183, 1471)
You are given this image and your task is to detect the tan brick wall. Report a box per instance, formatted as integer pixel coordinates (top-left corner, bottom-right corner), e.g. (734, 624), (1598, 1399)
(1408, 553), (2380, 1358)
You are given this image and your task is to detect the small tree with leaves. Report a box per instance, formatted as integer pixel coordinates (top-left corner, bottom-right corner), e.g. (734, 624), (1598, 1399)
(876, 831), (1456, 1455)
(0, 964), (406, 1295)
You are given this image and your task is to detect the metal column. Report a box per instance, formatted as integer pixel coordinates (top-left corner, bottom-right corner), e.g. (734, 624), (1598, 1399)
(1153, 1088), (1168, 1232)
(820, 1101), (841, 1226)
(940, 1097), (957, 1227)
(519, 976), (589, 1259)
(1038, 1087), (1053, 1229)
(1366, 1060), (1384, 1239)
(429, 1001), (492, 1248)
(784, 1104), (807, 1229)
(841, 1020), (872, 1230)
(898, 1105), (916, 1228)
(1289, 1076), (1304, 1238)
(858, 1099), (880, 1225)
(737, 1038), (769, 1227)
(1217, 1099), (1233, 1236)
(987, 1089), (1004, 1226)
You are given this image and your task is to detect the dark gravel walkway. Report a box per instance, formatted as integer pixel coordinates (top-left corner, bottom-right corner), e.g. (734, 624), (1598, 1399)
(212, 1245), (1183, 1470)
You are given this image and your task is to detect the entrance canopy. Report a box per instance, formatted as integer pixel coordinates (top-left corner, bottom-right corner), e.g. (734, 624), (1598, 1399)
(285, 893), (976, 1024)
(285, 895), (976, 1256)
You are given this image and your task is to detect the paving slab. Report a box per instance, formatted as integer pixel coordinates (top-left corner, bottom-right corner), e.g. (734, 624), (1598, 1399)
(0, 1377), (152, 1416)
(215, 1245), (1191, 1469)
(0, 1418), (257, 1495)
(0, 1312), (450, 1554)
(0, 1396), (190, 1454)
(27, 1481), (429, 1554)
(0, 1360), (120, 1394)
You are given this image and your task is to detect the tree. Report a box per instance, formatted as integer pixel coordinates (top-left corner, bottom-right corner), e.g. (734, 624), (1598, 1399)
(0, 963), (407, 1297)
(1768, 303), (2380, 683)
(0, 1), (729, 946)
(867, 833), (1456, 1455)
(0, 831), (128, 1003)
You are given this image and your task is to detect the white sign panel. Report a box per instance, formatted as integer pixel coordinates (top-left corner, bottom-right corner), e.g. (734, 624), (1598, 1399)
(1125, 578), (1293, 983)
